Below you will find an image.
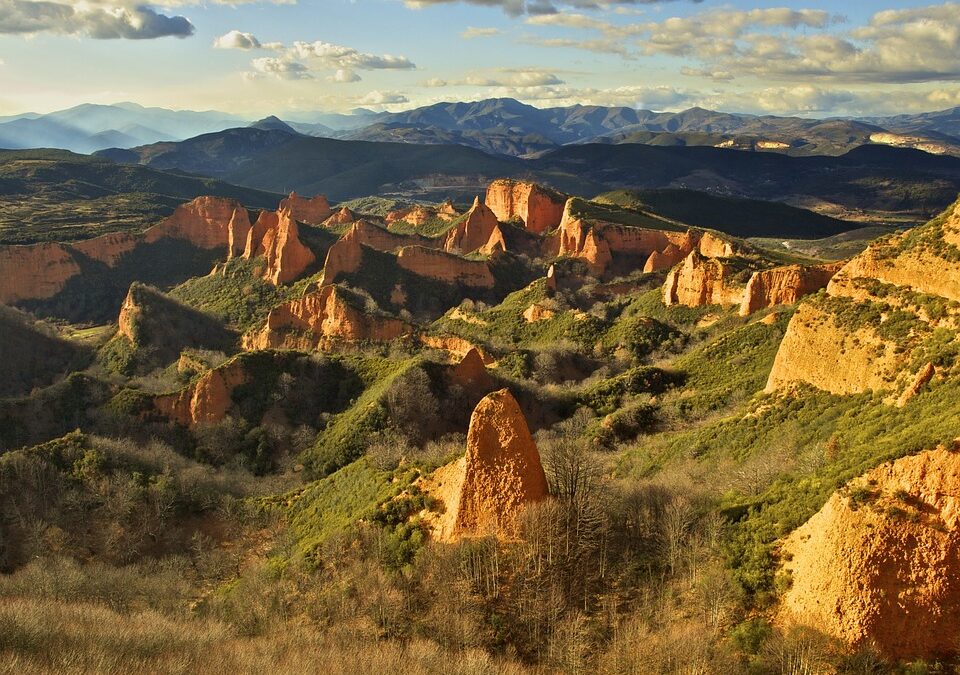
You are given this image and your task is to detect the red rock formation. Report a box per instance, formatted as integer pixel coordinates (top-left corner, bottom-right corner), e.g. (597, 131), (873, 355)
(117, 286), (140, 341)
(154, 359), (250, 427)
(437, 200), (460, 219)
(552, 218), (613, 275)
(226, 208), (253, 259)
(144, 196), (246, 249)
(324, 207), (357, 227)
(643, 243), (686, 273)
(420, 334), (495, 365)
(523, 303), (556, 323)
(662, 251), (744, 307)
(320, 221), (433, 285)
(0, 243), (81, 303)
(422, 389), (549, 541)
(71, 232), (138, 266)
(442, 197), (506, 255)
(244, 284), (413, 350)
(766, 199), (960, 397)
(780, 446), (960, 660)
(739, 262), (842, 316)
(397, 246), (496, 288)
(237, 209), (315, 285)
(698, 231), (736, 258)
(449, 348), (494, 391)
(485, 179), (566, 234)
(279, 192), (332, 225)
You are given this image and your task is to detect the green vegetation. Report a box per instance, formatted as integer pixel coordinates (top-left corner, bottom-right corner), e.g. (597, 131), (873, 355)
(0, 148), (280, 244)
(171, 259), (289, 332)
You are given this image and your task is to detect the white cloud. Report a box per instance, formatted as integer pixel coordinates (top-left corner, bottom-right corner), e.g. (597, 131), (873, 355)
(249, 57), (311, 80)
(0, 0), (194, 39)
(360, 90), (409, 105)
(330, 68), (361, 83)
(291, 41), (416, 70)
(213, 30), (261, 50)
(461, 26), (500, 39)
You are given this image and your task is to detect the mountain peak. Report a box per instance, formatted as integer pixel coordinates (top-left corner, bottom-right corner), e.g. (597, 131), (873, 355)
(249, 116), (298, 134)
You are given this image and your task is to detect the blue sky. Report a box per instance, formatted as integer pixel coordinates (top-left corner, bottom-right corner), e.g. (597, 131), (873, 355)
(1, 0), (959, 118)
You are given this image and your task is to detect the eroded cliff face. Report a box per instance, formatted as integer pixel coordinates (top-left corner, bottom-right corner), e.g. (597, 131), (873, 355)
(448, 348), (495, 391)
(0, 243), (82, 304)
(144, 196), (247, 249)
(154, 359), (250, 427)
(420, 334), (495, 365)
(442, 197), (505, 255)
(239, 209), (315, 285)
(279, 192), (332, 225)
(0, 196), (250, 305)
(739, 263), (842, 316)
(396, 246), (496, 289)
(319, 221), (434, 285)
(422, 389), (549, 541)
(662, 251), (745, 307)
(766, 198), (960, 397)
(485, 180), (566, 235)
(243, 284), (413, 350)
(547, 214), (699, 277)
(780, 446), (960, 661)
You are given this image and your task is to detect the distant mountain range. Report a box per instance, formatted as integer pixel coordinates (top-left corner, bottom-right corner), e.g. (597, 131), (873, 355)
(97, 125), (960, 226)
(5, 98), (960, 159)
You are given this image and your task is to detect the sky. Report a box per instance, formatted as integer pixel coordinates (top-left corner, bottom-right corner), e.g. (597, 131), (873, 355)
(1, 0), (960, 118)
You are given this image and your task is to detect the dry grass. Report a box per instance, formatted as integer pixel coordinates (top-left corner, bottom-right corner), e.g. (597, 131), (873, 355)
(0, 597), (537, 675)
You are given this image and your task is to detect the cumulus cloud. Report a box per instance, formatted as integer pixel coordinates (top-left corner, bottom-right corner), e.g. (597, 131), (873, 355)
(421, 68), (563, 88)
(361, 90), (409, 105)
(524, 3), (960, 85)
(249, 57), (311, 80)
(461, 26), (500, 39)
(213, 30), (261, 50)
(242, 39), (416, 82)
(330, 68), (361, 83)
(405, 0), (700, 17)
(0, 0), (194, 39)
(291, 41), (416, 70)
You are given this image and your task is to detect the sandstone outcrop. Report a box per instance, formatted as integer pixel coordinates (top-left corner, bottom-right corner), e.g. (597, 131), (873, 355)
(240, 209), (315, 285)
(485, 180), (566, 235)
(698, 231), (736, 258)
(767, 198), (960, 397)
(71, 232), (139, 266)
(324, 207), (357, 227)
(244, 284), (413, 350)
(0, 195), (265, 305)
(0, 243), (82, 303)
(522, 303), (556, 323)
(422, 389), (549, 541)
(386, 202), (459, 228)
(449, 348), (495, 391)
(897, 363), (937, 407)
(420, 334), (495, 365)
(739, 262), (842, 316)
(144, 196), (247, 249)
(396, 246), (496, 289)
(442, 197), (506, 255)
(320, 221), (434, 285)
(780, 445), (960, 660)
(547, 215), (699, 277)
(154, 359), (249, 427)
(662, 251), (745, 307)
(279, 192), (332, 225)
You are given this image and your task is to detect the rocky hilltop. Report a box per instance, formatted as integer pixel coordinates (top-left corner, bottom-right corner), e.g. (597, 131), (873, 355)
(781, 445), (960, 660)
(244, 284), (413, 350)
(154, 358), (250, 427)
(233, 208), (316, 285)
(485, 179), (566, 234)
(423, 388), (548, 541)
(767, 197), (960, 397)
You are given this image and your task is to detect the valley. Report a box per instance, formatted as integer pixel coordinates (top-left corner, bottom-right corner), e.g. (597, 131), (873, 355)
(3, 151), (960, 671)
